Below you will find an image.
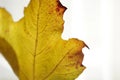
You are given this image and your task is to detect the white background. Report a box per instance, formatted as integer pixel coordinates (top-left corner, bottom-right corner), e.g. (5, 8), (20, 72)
(0, 0), (120, 80)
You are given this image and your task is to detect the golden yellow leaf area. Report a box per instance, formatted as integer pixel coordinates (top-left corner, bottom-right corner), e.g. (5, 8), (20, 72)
(0, 0), (87, 80)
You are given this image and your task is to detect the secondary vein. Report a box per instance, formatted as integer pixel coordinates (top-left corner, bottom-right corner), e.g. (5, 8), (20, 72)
(42, 49), (73, 80)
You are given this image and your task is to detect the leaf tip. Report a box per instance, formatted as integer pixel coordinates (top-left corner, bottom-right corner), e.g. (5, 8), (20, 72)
(56, 0), (67, 15)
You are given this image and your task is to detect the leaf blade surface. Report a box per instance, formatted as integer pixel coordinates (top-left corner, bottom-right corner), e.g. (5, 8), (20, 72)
(0, 0), (87, 80)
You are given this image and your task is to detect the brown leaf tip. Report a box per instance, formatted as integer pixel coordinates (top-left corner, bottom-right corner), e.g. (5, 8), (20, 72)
(84, 42), (90, 49)
(56, 0), (67, 15)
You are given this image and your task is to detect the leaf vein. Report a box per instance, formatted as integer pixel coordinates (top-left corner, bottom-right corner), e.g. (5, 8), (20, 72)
(42, 48), (73, 80)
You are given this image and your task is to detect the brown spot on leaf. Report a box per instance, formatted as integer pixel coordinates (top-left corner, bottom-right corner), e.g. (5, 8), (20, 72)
(5, 29), (9, 33)
(76, 51), (84, 69)
(68, 55), (74, 59)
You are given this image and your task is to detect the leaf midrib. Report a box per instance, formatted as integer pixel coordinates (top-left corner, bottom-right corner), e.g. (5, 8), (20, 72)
(33, 0), (40, 80)
(31, 1), (66, 80)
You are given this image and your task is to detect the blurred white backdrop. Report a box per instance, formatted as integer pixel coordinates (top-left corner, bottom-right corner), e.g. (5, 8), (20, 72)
(0, 0), (120, 80)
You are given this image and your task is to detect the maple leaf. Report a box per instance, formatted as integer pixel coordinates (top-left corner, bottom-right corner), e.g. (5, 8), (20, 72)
(0, 0), (88, 80)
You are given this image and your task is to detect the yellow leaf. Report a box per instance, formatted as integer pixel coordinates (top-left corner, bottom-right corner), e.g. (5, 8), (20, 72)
(0, 0), (87, 80)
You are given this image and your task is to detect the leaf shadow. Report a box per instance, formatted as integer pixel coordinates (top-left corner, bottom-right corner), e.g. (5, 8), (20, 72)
(0, 37), (19, 77)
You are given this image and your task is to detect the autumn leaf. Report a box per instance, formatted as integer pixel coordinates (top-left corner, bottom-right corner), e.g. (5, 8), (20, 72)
(0, 0), (87, 80)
